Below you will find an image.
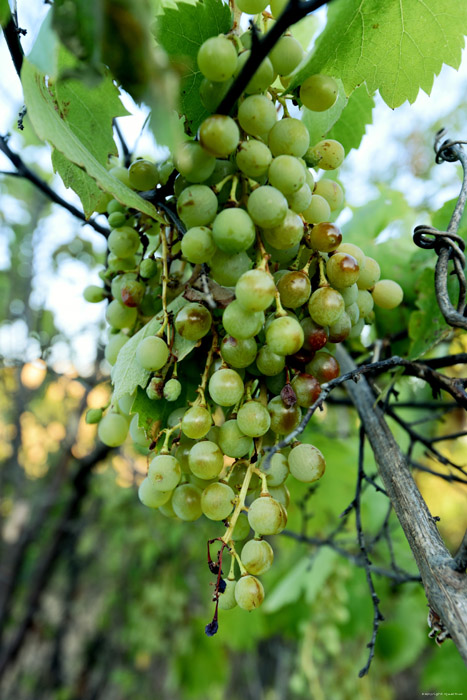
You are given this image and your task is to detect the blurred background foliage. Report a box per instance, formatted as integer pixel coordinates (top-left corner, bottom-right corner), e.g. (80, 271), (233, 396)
(1, 1), (467, 699)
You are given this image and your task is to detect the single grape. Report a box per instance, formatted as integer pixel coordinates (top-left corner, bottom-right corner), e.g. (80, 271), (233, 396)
(328, 311), (351, 342)
(349, 317), (365, 338)
(277, 271), (311, 308)
(268, 155), (306, 195)
(174, 439), (195, 472)
(301, 317), (329, 352)
(98, 412), (128, 446)
(107, 253), (137, 273)
(84, 285), (106, 303)
(268, 118), (310, 158)
(372, 280), (404, 309)
(247, 185), (288, 228)
(266, 316), (304, 355)
(138, 477), (172, 509)
(139, 258), (159, 280)
(209, 368), (244, 407)
(128, 159), (159, 190)
(241, 539), (274, 576)
(291, 373), (321, 408)
(302, 194), (331, 224)
(305, 351), (340, 383)
(174, 141), (216, 183)
(181, 405), (212, 439)
(262, 209), (304, 250)
(237, 400), (271, 437)
(199, 115), (240, 158)
(209, 249), (252, 287)
(148, 454), (182, 491)
(286, 183), (312, 213)
(176, 185), (218, 229)
(172, 483), (203, 521)
(201, 482), (235, 521)
(175, 303), (212, 341)
(200, 78), (233, 114)
(236, 50), (275, 94)
(218, 419), (253, 458)
(345, 302), (360, 325)
(231, 514), (251, 542)
(355, 289), (374, 318)
(357, 256), (381, 290)
(308, 287), (345, 326)
(86, 407), (103, 424)
(146, 376), (163, 400)
(222, 300), (264, 339)
(256, 345), (286, 376)
(337, 243), (366, 270)
(265, 483), (290, 508)
(212, 208), (256, 253)
(288, 443), (326, 482)
(238, 95), (277, 139)
(107, 199), (126, 215)
(188, 440), (224, 480)
(109, 165), (131, 187)
(120, 279), (145, 308)
(340, 283), (359, 306)
(197, 35), (238, 82)
(300, 75), (339, 112)
(106, 300), (137, 330)
(259, 452), (289, 487)
(163, 378), (182, 402)
(221, 336), (258, 368)
(136, 335), (170, 371)
(235, 269), (276, 312)
(236, 0), (268, 13)
(264, 240), (300, 264)
(248, 494), (287, 535)
(270, 0), (288, 17)
(181, 226), (216, 264)
(236, 140), (272, 179)
(307, 139), (345, 170)
(309, 222), (342, 252)
(267, 396), (301, 435)
(269, 35), (304, 76)
(326, 252), (360, 288)
(314, 179), (344, 210)
(105, 332), (129, 365)
(108, 227), (140, 258)
(158, 497), (178, 519)
(235, 575), (264, 611)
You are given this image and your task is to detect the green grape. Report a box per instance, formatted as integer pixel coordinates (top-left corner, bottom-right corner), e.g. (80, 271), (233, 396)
(372, 280), (404, 309)
(176, 185), (218, 229)
(86, 408), (103, 425)
(236, 50), (275, 94)
(197, 35), (238, 82)
(200, 78), (233, 114)
(307, 139), (345, 170)
(345, 302), (360, 325)
(158, 159), (174, 185)
(241, 538), (274, 576)
(288, 443), (326, 482)
(291, 373), (321, 408)
(302, 194), (331, 224)
(237, 400), (271, 437)
(268, 118), (310, 158)
(309, 222), (342, 252)
(219, 419), (253, 458)
(128, 159), (159, 190)
(148, 454), (182, 491)
(172, 483), (203, 521)
(120, 279), (145, 308)
(212, 208), (256, 254)
(340, 283), (358, 306)
(231, 514), (251, 542)
(105, 332), (128, 365)
(326, 252), (360, 288)
(256, 344), (286, 376)
(136, 335), (170, 371)
(264, 240), (300, 264)
(105, 300), (137, 330)
(301, 317), (329, 352)
(84, 285), (106, 303)
(158, 497), (178, 519)
(107, 253), (137, 274)
(201, 482), (235, 520)
(175, 303), (212, 341)
(286, 183), (312, 213)
(181, 226), (216, 264)
(221, 336), (257, 368)
(268, 396), (301, 435)
(146, 376), (163, 400)
(108, 211), (127, 229)
(357, 256), (381, 290)
(247, 185), (288, 228)
(174, 439), (195, 472)
(337, 243), (365, 270)
(218, 578), (237, 610)
(139, 258), (159, 280)
(181, 406), (212, 439)
(300, 74), (339, 112)
(268, 155), (306, 195)
(269, 35), (304, 76)
(235, 269), (276, 312)
(167, 407), (186, 428)
(306, 351), (340, 383)
(129, 414), (151, 447)
(188, 440), (224, 479)
(174, 174), (189, 198)
(356, 289), (374, 318)
(238, 94), (277, 139)
(163, 378), (182, 402)
(308, 287), (344, 326)
(199, 115), (240, 158)
(259, 452), (289, 486)
(209, 249), (252, 287)
(222, 300), (264, 339)
(107, 199), (126, 215)
(208, 368), (244, 407)
(277, 271), (311, 308)
(262, 209), (304, 250)
(266, 316), (304, 355)
(98, 412), (128, 446)
(349, 317), (365, 338)
(248, 494), (287, 535)
(174, 141), (216, 183)
(138, 478), (172, 509)
(266, 483), (290, 508)
(235, 575), (264, 611)
(270, 0), (288, 17)
(108, 227), (140, 258)
(314, 179), (344, 210)
(236, 0), (268, 12)
(236, 140), (272, 179)
(328, 311), (351, 342)
(109, 165), (131, 187)
(117, 393), (134, 416)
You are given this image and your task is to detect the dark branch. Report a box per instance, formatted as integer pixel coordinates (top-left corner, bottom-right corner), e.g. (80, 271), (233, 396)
(2, 15), (24, 78)
(113, 119), (132, 169)
(451, 530), (467, 573)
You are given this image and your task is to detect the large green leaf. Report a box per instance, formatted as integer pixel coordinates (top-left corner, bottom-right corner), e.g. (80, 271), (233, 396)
(326, 85), (375, 154)
(292, 0), (467, 108)
(22, 58), (164, 221)
(111, 294), (197, 402)
(28, 9), (60, 76)
(157, 0), (232, 135)
(51, 151), (109, 218)
(0, 0), (10, 26)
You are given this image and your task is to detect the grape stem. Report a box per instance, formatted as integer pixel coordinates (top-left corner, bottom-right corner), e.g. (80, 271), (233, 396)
(159, 227), (172, 346)
(317, 256), (329, 287)
(222, 461), (256, 544)
(195, 330), (219, 406)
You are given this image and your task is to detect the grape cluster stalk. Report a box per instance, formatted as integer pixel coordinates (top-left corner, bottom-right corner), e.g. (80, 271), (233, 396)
(83, 0), (403, 633)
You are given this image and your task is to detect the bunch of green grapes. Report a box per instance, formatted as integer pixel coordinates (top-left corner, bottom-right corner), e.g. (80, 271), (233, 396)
(83, 2), (404, 634)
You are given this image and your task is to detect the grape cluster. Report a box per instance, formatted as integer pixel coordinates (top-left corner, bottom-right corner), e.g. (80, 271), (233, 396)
(84, 1), (403, 631)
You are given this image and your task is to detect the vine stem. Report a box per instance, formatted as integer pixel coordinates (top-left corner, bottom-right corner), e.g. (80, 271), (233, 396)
(222, 461), (256, 544)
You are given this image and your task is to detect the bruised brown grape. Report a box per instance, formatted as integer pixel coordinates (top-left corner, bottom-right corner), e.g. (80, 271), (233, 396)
(290, 373), (321, 407)
(276, 270), (311, 308)
(301, 317), (329, 352)
(309, 222), (342, 252)
(268, 395), (301, 434)
(306, 351), (340, 383)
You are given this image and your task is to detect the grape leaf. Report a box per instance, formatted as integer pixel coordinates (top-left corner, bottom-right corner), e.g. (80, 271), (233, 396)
(157, 0), (233, 135)
(111, 294), (197, 403)
(325, 85), (375, 154)
(28, 9), (59, 76)
(302, 79), (348, 147)
(130, 387), (167, 438)
(51, 151), (109, 218)
(292, 0), (467, 108)
(22, 58), (164, 221)
(0, 0), (10, 25)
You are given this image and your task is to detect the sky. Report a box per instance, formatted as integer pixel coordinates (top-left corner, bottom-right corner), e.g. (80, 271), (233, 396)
(1, 2), (467, 374)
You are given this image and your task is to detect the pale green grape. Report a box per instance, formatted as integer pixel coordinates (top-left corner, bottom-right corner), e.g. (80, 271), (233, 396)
(136, 336), (170, 371)
(237, 400), (271, 437)
(220, 336), (258, 368)
(247, 494), (287, 535)
(356, 289), (374, 318)
(268, 155), (306, 194)
(174, 141), (216, 183)
(238, 95), (277, 139)
(259, 452), (289, 486)
(328, 310), (351, 342)
(106, 300), (137, 330)
(236, 51), (275, 94)
(129, 414), (151, 447)
(236, 0), (268, 13)
(357, 256), (381, 290)
(222, 300), (264, 339)
(372, 280), (404, 309)
(236, 140), (272, 178)
(108, 227), (140, 258)
(266, 316), (304, 355)
(86, 408), (103, 425)
(84, 285), (106, 303)
(219, 419), (253, 458)
(209, 249), (252, 286)
(148, 454), (182, 491)
(105, 333), (128, 365)
(286, 183), (312, 213)
(270, 0), (288, 17)
(302, 194), (331, 224)
(128, 159), (159, 190)
(300, 75), (339, 112)
(181, 405), (212, 439)
(208, 368), (244, 407)
(188, 440), (224, 479)
(235, 269), (276, 312)
(138, 477), (172, 509)
(212, 208), (256, 253)
(269, 35), (304, 76)
(345, 302), (360, 325)
(308, 139), (345, 170)
(231, 514), (251, 542)
(218, 578), (237, 610)
(172, 484), (203, 521)
(268, 118), (310, 158)
(256, 345), (286, 376)
(176, 185), (218, 228)
(163, 378), (182, 402)
(98, 412), (128, 446)
(308, 287), (345, 326)
(261, 209), (304, 250)
(247, 185), (288, 228)
(197, 35), (238, 82)
(314, 179), (344, 210)
(235, 575), (264, 611)
(181, 226), (216, 264)
(241, 538), (274, 575)
(199, 115), (240, 158)
(201, 482), (235, 520)
(288, 443), (326, 482)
